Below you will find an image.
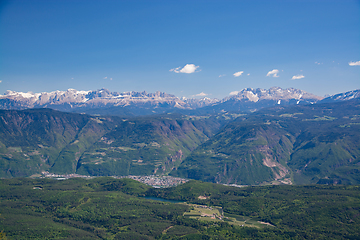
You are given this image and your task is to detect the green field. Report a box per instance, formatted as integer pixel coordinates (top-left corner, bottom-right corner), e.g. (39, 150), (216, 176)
(183, 203), (270, 228)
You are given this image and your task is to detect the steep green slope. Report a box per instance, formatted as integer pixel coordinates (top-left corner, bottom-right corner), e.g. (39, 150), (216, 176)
(171, 99), (360, 185)
(76, 114), (225, 176)
(283, 100), (360, 184)
(0, 109), (232, 177)
(50, 117), (116, 174)
(172, 122), (292, 185)
(0, 109), (114, 177)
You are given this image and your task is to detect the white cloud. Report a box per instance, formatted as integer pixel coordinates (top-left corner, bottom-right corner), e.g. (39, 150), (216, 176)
(103, 77), (107, 79)
(233, 71), (244, 77)
(291, 74), (305, 80)
(0, 80), (2, 83)
(315, 62), (323, 65)
(229, 91), (239, 95)
(266, 69), (279, 77)
(349, 61), (360, 66)
(219, 74), (226, 77)
(193, 92), (208, 97)
(247, 73), (250, 76)
(170, 64), (200, 74)
(110, 78), (113, 80)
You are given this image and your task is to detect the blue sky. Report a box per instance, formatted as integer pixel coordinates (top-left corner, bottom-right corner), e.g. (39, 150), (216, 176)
(0, 0), (359, 99)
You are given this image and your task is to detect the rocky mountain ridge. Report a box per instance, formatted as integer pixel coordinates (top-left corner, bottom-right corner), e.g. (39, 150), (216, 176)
(0, 88), (185, 110)
(320, 89), (360, 103)
(225, 87), (323, 103)
(1, 87), (358, 116)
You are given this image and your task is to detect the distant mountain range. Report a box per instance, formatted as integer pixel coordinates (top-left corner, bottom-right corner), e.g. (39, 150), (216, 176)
(0, 87), (359, 185)
(320, 89), (360, 103)
(2, 86), (355, 116)
(0, 89), (184, 113)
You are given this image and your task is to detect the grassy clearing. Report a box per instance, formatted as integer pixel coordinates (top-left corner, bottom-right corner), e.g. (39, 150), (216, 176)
(339, 122), (360, 127)
(7, 147), (22, 152)
(303, 115), (337, 121)
(224, 213), (269, 228)
(117, 146), (136, 151)
(279, 113), (303, 118)
(183, 203), (272, 228)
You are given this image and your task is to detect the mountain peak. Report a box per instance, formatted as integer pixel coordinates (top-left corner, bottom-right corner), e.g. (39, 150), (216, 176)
(226, 87), (323, 103)
(321, 89), (360, 103)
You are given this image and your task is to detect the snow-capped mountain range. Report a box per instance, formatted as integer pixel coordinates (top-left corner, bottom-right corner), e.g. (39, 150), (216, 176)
(320, 89), (360, 103)
(224, 87), (322, 104)
(0, 87), (358, 116)
(0, 88), (183, 108)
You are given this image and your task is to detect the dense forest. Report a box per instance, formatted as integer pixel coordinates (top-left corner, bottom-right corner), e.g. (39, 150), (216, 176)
(0, 177), (359, 239)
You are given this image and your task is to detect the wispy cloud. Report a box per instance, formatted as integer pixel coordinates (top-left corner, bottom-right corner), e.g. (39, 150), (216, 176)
(247, 73), (250, 76)
(233, 71), (244, 77)
(229, 91), (239, 95)
(291, 74), (305, 80)
(349, 61), (360, 66)
(315, 62), (323, 65)
(219, 74), (226, 77)
(170, 64), (200, 73)
(0, 80), (2, 83)
(192, 92), (208, 97)
(110, 78), (113, 80)
(266, 69), (279, 77)
(103, 77), (108, 79)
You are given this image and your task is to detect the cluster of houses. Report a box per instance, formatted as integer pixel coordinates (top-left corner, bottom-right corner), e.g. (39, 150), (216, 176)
(41, 171), (93, 180)
(39, 171), (188, 188)
(120, 175), (188, 188)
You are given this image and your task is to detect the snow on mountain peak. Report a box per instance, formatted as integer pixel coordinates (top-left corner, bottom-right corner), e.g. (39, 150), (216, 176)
(0, 88), (190, 110)
(1, 90), (40, 99)
(321, 89), (360, 103)
(0, 87), (340, 113)
(225, 87), (322, 103)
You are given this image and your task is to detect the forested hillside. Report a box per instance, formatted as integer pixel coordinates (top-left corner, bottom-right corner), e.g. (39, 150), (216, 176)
(171, 99), (360, 185)
(0, 109), (114, 177)
(0, 109), (232, 178)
